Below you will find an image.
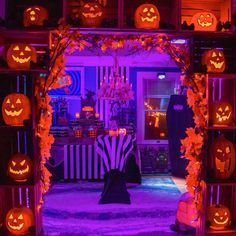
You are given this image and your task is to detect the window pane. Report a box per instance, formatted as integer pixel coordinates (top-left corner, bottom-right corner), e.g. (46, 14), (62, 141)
(144, 98), (170, 110)
(144, 111), (167, 140)
(143, 79), (174, 96)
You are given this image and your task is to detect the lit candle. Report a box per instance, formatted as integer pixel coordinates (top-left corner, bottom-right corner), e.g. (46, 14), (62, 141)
(95, 113), (100, 119)
(75, 112), (80, 119)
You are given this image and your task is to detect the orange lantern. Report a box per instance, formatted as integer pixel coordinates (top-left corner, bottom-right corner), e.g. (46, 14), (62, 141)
(2, 93), (31, 126)
(23, 5), (48, 27)
(118, 128), (126, 136)
(6, 207), (34, 235)
(211, 102), (233, 126)
(202, 49), (226, 73)
(190, 11), (217, 31)
(6, 43), (37, 69)
(74, 127), (83, 138)
(7, 153), (33, 182)
(88, 127), (97, 138)
(80, 2), (103, 27)
(134, 4), (160, 29)
(207, 204), (231, 230)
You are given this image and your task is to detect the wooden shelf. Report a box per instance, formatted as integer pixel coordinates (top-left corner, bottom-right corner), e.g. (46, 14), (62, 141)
(206, 227), (236, 235)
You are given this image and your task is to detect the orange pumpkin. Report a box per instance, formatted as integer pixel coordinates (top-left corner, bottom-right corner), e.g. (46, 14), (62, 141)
(23, 5), (48, 27)
(80, 2), (103, 27)
(2, 93), (31, 126)
(6, 43), (37, 69)
(7, 153), (33, 182)
(207, 204), (231, 230)
(6, 207), (34, 235)
(211, 102), (233, 126)
(134, 4), (160, 29)
(202, 49), (226, 73)
(119, 128), (126, 136)
(190, 11), (217, 31)
(210, 135), (235, 180)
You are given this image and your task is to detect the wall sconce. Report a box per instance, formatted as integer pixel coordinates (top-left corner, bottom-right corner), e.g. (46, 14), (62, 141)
(157, 73), (166, 80)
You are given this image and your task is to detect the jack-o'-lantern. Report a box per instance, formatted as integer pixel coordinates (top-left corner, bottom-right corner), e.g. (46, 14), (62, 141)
(7, 153), (33, 182)
(190, 12), (217, 31)
(2, 93), (31, 126)
(23, 5), (48, 27)
(6, 44), (37, 69)
(202, 49), (226, 73)
(207, 204), (231, 230)
(80, 2), (103, 27)
(6, 207), (34, 235)
(210, 135), (235, 180)
(211, 102), (233, 126)
(134, 4), (160, 29)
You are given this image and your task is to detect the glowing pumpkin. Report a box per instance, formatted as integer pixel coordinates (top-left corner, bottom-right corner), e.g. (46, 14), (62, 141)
(211, 102), (233, 126)
(80, 2), (103, 27)
(190, 11), (217, 31)
(7, 153), (33, 182)
(2, 93), (31, 126)
(210, 135), (235, 180)
(119, 128), (126, 136)
(6, 44), (37, 69)
(134, 4), (160, 29)
(6, 207), (34, 235)
(207, 204), (231, 230)
(23, 5), (48, 27)
(202, 49), (226, 73)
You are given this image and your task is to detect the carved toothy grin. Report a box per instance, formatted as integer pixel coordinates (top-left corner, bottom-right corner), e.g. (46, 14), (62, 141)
(9, 165), (29, 175)
(216, 112), (231, 122)
(197, 20), (212, 27)
(82, 12), (102, 18)
(12, 55), (31, 64)
(141, 16), (157, 22)
(4, 109), (23, 117)
(7, 222), (24, 231)
(210, 60), (224, 69)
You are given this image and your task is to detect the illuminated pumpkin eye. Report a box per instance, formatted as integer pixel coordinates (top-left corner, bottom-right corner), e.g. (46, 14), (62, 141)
(225, 212), (228, 216)
(12, 161), (16, 166)
(217, 149), (223, 153)
(26, 8), (32, 12)
(215, 212), (220, 216)
(6, 98), (11, 104)
(219, 52), (223, 57)
(150, 8), (155, 13)
(25, 46), (31, 51)
(20, 160), (26, 166)
(84, 4), (90, 8)
(13, 46), (20, 51)
(95, 5), (98, 8)
(218, 107), (223, 112)
(16, 98), (21, 104)
(9, 214), (14, 219)
(35, 7), (40, 10)
(143, 8), (148, 13)
(225, 146), (230, 154)
(212, 52), (217, 57)
(18, 214), (23, 220)
(225, 106), (229, 111)
(200, 15), (204, 18)
(207, 14), (210, 17)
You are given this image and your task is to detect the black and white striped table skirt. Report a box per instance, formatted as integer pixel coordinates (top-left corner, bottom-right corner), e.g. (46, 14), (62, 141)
(63, 144), (104, 181)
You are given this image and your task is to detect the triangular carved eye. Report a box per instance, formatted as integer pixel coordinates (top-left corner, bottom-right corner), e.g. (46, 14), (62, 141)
(84, 4), (90, 8)
(225, 146), (230, 154)
(6, 98), (11, 104)
(219, 52), (223, 57)
(25, 46), (31, 51)
(18, 214), (23, 220)
(215, 212), (220, 216)
(12, 161), (16, 166)
(150, 8), (155, 13)
(26, 8), (32, 12)
(9, 214), (14, 219)
(13, 46), (20, 51)
(16, 98), (21, 104)
(143, 8), (148, 13)
(225, 106), (229, 111)
(20, 160), (26, 166)
(217, 149), (223, 153)
(212, 52), (217, 57)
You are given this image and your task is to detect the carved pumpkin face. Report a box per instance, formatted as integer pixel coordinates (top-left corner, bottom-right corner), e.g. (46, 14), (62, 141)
(80, 2), (103, 27)
(7, 153), (33, 182)
(202, 49), (225, 73)
(210, 135), (235, 179)
(190, 12), (217, 31)
(134, 4), (160, 29)
(207, 205), (231, 230)
(211, 102), (232, 126)
(6, 207), (34, 235)
(7, 44), (37, 69)
(23, 5), (48, 27)
(2, 93), (31, 126)
(119, 128), (126, 136)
